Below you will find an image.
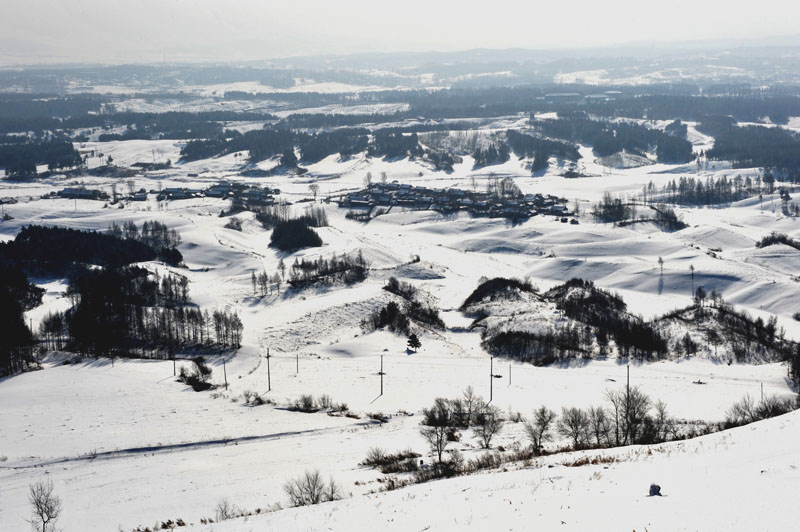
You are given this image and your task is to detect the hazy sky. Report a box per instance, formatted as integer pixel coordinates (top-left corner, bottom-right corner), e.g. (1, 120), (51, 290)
(2, 0), (799, 64)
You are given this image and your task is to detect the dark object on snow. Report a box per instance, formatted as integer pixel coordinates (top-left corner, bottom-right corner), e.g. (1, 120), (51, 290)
(649, 483), (662, 496)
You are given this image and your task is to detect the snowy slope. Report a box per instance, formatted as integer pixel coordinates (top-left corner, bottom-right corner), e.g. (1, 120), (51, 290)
(186, 409), (800, 532)
(2, 127), (800, 531)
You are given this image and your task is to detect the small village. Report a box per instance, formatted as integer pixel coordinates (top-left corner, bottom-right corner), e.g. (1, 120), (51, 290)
(39, 179), (575, 223)
(41, 181), (279, 210)
(336, 181), (574, 221)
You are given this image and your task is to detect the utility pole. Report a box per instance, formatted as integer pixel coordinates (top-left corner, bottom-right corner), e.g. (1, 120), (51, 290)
(296, 353), (299, 376)
(223, 356), (228, 391)
(626, 363), (631, 445)
(266, 347), (271, 392)
(378, 355), (385, 396)
(761, 382), (764, 403)
(626, 363), (631, 401)
(508, 363), (511, 387)
(29, 318), (36, 366)
(489, 356), (494, 403)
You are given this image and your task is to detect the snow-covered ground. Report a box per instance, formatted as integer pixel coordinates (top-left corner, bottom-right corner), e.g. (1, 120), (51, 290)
(1, 133), (799, 531)
(183, 408), (800, 532)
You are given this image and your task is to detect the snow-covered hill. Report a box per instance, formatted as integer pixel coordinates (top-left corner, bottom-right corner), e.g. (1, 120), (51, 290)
(2, 133), (800, 531)
(184, 409), (800, 532)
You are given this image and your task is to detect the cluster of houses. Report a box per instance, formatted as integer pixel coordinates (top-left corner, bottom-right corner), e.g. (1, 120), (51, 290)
(39, 181), (278, 208)
(337, 182), (571, 220)
(156, 181), (278, 208)
(44, 187), (110, 201)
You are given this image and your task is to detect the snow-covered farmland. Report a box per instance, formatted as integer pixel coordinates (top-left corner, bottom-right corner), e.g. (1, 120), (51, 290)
(1, 134), (799, 531)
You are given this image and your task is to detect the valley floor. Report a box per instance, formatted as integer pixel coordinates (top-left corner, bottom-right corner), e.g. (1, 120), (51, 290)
(2, 137), (799, 531)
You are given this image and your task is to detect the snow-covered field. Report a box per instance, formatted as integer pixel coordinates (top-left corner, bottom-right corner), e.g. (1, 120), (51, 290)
(1, 134), (799, 531)
(183, 408), (800, 532)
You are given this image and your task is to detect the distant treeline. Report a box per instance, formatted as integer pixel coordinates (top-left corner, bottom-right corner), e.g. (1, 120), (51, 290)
(363, 277), (446, 335)
(591, 193), (685, 231)
(0, 137), (82, 178)
(0, 222), (241, 365)
(0, 94), (105, 117)
(472, 142), (510, 168)
(505, 130), (581, 170)
(532, 114), (694, 163)
(642, 174), (777, 206)
(0, 224), (182, 274)
(0, 108), (276, 137)
(287, 251), (368, 290)
(3, 89), (800, 134)
(703, 119), (800, 177)
(256, 205), (328, 251)
(756, 232), (800, 251)
(466, 277), (800, 382)
(578, 95), (800, 124)
(0, 264), (43, 375)
(41, 266), (242, 357)
(182, 128), (425, 164)
(478, 279), (667, 364)
(182, 128), (369, 163)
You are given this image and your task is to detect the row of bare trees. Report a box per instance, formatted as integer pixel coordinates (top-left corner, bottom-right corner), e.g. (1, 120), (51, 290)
(419, 386), (504, 465)
(525, 387), (676, 452)
(418, 384), (680, 469)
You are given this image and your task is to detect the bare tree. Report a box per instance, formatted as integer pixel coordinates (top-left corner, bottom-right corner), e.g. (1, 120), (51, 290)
(558, 407), (591, 449)
(309, 183), (320, 200)
(28, 479), (62, 532)
(215, 498), (237, 521)
(588, 405), (610, 446)
(284, 470), (341, 507)
(420, 398), (456, 463)
(323, 476), (342, 502)
(652, 400), (675, 442)
(605, 388), (625, 446)
(728, 394), (759, 425)
(473, 404), (503, 449)
(461, 386), (481, 427)
(524, 406), (557, 454)
(421, 424), (450, 464)
(278, 259), (286, 281)
(605, 386), (652, 445)
(625, 387), (652, 444)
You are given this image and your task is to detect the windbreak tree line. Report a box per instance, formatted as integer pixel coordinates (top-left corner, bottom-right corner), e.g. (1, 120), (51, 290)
(469, 277), (800, 386)
(257, 205), (329, 251)
(1, 223), (240, 368)
(40, 266), (242, 357)
(0, 137), (82, 179)
(531, 114), (694, 163)
(0, 224), (182, 273)
(181, 128), (371, 164)
(505, 130), (581, 171)
(0, 264), (43, 375)
(107, 220), (184, 266)
(364, 278), (446, 336)
(704, 122), (800, 177)
(640, 174), (775, 206)
(287, 251), (368, 290)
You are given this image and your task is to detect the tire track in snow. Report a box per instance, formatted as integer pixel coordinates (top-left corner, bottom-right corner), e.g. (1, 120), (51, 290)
(1, 418), (377, 470)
